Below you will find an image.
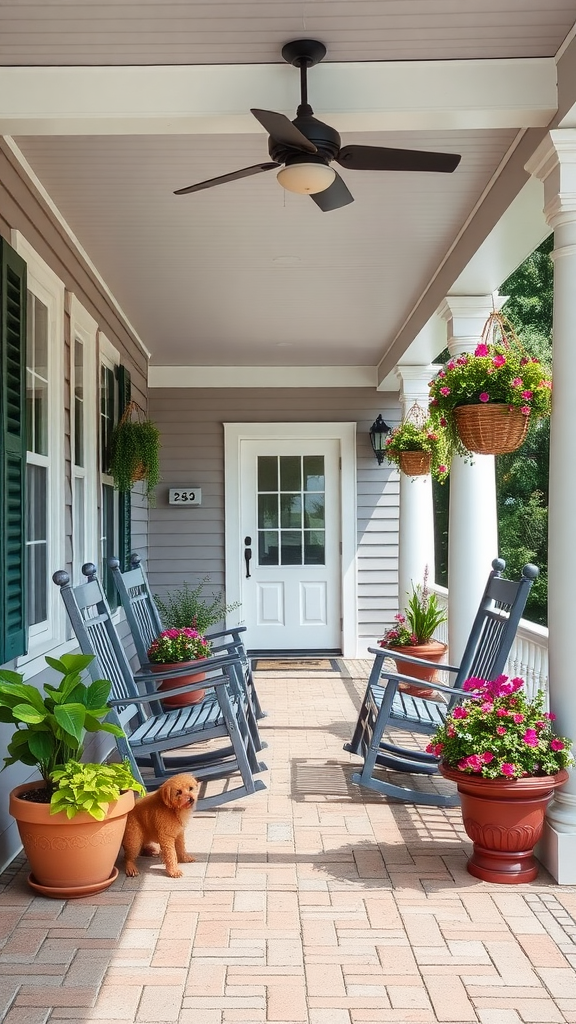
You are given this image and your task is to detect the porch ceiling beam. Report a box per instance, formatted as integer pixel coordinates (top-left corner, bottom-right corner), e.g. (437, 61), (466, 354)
(0, 58), (557, 136)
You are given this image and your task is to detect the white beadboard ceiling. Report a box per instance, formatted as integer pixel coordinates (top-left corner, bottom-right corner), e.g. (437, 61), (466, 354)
(3, 1), (576, 377)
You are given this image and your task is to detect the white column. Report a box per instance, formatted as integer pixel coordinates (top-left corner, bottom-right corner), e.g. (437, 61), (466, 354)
(395, 366), (437, 609)
(527, 130), (576, 883)
(438, 296), (499, 664)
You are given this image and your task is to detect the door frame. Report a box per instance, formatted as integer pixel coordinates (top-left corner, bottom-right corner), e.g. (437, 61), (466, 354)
(224, 422), (358, 657)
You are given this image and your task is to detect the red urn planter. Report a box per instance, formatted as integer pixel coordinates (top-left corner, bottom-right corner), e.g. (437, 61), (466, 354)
(152, 659), (207, 709)
(439, 764), (569, 884)
(385, 640), (448, 697)
(9, 782), (135, 898)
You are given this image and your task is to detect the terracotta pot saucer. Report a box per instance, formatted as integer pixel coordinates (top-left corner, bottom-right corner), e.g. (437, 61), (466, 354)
(27, 866), (119, 900)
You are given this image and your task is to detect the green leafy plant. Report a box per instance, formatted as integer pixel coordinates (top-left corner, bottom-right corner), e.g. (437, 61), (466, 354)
(380, 568), (447, 647)
(428, 312), (552, 464)
(147, 627), (212, 664)
(108, 400), (161, 502)
(0, 653), (124, 794)
(49, 760), (144, 820)
(384, 419), (449, 483)
(155, 576), (240, 633)
(427, 675), (573, 779)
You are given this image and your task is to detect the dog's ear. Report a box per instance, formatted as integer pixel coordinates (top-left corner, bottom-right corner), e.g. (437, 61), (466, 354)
(161, 781), (176, 808)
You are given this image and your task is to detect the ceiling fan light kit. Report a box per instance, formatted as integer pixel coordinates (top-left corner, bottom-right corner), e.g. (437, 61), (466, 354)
(174, 39), (461, 211)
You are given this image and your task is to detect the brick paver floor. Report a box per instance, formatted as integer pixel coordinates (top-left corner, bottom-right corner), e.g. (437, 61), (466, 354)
(1, 660), (576, 1024)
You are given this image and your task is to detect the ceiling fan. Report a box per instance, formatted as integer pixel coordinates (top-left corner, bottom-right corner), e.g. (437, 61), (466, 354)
(174, 39), (461, 212)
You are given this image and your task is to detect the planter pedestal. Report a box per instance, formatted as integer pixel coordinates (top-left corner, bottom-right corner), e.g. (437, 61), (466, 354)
(439, 765), (569, 883)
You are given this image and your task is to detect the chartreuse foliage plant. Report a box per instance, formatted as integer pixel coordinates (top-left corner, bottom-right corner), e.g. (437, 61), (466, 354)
(50, 760), (144, 820)
(0, 653), (125, 791)
(428, 675), (573, 780)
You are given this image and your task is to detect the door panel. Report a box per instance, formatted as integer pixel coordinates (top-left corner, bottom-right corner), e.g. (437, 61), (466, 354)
(241, 438), (341, 650)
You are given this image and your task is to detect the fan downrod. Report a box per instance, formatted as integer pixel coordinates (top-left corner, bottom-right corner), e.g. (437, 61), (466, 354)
(281, 39), (326, 68)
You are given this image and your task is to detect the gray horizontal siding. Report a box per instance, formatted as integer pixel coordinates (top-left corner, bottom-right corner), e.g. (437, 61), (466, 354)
(148, 387), (401, 644)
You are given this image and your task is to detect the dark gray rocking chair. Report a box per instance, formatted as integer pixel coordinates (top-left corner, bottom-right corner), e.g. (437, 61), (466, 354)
(345, 558), (538, 806)
(53, 569), (267, 809)
(108, 553), (265, 722)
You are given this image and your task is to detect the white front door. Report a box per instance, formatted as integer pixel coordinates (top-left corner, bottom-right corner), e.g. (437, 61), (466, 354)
(239, 438), (341, 651)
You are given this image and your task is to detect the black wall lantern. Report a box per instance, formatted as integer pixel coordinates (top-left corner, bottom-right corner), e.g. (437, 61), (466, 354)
(369, 414), (391, 465)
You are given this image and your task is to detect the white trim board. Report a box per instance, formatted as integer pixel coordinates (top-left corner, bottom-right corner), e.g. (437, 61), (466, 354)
(224, 422), (358, 658)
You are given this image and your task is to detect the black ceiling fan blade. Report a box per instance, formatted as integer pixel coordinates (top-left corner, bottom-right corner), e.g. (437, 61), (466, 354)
(250, 108), (317, 154)
(174, 162), (279, 195)
(310, 171), (354, 212)
(337, 145), (461, 174)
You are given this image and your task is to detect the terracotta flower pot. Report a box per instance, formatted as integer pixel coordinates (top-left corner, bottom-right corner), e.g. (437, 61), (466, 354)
(152, 659), (207, 709)
(9, 781), (135, 898)
(439, 764), (569, 883)
(385, 640), (448, 697)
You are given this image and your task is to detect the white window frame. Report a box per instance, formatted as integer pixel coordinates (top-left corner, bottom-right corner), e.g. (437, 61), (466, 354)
(69, 295), (98, 583)
(98, 332), (122, 618)
(12, 231), (66, 662)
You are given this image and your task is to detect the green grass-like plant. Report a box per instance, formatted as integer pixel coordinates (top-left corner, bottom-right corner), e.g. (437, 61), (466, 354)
(155, 576), (240, 633)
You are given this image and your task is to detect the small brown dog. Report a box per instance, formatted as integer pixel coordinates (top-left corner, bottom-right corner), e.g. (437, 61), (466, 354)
(122, 773), (200, 878)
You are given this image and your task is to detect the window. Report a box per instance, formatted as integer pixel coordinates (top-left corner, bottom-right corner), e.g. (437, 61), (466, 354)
(13, 232), (65, 660)
(99, 336), (131, 608)
(70, 298), (98, 582)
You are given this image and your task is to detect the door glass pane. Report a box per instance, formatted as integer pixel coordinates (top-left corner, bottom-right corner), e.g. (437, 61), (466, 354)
(258, 493), (278, 529)
(259, 531), (279, 566)
(26, 464), (48, 625)
(304, 493), (325, 529)
(280, 456), (301, 491)
(280, 493), (302, 529)
(257, 456), (277, 491)
(303, 455), (324, 491)
(281, 531), (302, 565)
(304, 530), (325, 565)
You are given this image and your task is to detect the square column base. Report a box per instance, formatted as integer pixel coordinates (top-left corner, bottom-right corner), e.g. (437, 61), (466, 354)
(536, 821), (576, 883)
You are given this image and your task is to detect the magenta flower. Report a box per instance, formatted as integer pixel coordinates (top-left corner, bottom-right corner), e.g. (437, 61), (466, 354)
(394, 613), (406, 623)
(521, 390), (533, 400)
(456, 356), (468, 365)
(438, 465), (447, 474)
(511, 377), (523, 387)
(540, 380), (552, 390)
(440, 416), (447, 427)
(523, 729), (539, 747)
(479, 392), (490, 403)
(551, 739), (565, 751)
(545, 712), (557, 721)
(520, 405), (531, 415)
(440, 386), (451, 397)
(496, 708), (508, 717)
(482, 752), (494, 763)
(453, 707), (468, 719)
(474, 343), (489, 357)
(501, 763), (516, 776)
(438, 370), (446, 378)
(492, 354), (506, 367)
(513, 714), (525, 724)
(496, 726), (507, 735)
(466, 755), (484, 772)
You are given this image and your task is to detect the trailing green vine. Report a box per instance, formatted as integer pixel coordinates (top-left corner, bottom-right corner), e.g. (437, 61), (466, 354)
(108, 401), (161, 502)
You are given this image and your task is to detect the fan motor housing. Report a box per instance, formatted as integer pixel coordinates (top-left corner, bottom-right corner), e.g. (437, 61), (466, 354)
(268, 113), (341, 165)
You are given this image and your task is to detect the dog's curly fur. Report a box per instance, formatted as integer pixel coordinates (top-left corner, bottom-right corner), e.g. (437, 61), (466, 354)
(122, 773), (200, 878)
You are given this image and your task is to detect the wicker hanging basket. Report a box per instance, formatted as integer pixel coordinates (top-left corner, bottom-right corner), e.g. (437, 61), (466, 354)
(399, 451), (432, 476)
(454, 404), (529, 455)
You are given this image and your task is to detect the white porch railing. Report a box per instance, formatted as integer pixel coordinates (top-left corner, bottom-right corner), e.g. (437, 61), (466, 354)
(431, 585), (549, 702)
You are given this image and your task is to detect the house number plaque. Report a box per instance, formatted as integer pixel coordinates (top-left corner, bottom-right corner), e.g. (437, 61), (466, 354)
(168, 488), (202, 506)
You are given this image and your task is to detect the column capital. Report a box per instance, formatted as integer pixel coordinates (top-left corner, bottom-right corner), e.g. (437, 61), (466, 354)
(395, 364), (437, 419)
(438, 294), (505, 356)
(526, 129), (576, 226)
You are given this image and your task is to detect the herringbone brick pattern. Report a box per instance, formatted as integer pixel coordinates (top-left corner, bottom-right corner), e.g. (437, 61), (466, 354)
(1, 661), (576, 1024)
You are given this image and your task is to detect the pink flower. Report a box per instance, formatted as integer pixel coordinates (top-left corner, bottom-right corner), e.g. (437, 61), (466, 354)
(440, 417), (447, 427)
(482, 752), (494, 763)
(513, 714), (525, 724)
(394, 613), (406, 623)
(430, 397), (438, 406)
(501, 763), (516, 776)
(496, 726), (507, 735)
(427, 432), (438, 441)
(523, 729), (539, 747)
(440, 386), (451, 396)
(535, 721), (545, 730)
(551, 739), (565, 751)
(520, 357), (529, 366)
(492, 354), (506, 367)
(466, 755), (484, 772)
(474, 344), (489, 357)
(520, 405), (531, 415)
(545, 712), (557, 721)
(447, 725), (456, 737)
(479, 392), (490, 402)
(511, 377), (523, 387)
(453, 707), (468, 719)
(447, 361), (456, 371)
(540, 380), (552, 390)
(438, 370), (446, 378)
(496, 708), (508, 717)
(521, 390), (533, 400)
(438, 465), (447, 474)
(457, 356), (468, 366)
(481, 702), (493, 713)
(426, 743), (434, 753)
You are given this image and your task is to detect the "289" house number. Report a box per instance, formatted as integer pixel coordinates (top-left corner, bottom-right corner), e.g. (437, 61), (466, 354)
(168, 488), (202, 506)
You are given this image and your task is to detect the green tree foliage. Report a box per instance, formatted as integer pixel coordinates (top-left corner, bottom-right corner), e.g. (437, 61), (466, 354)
(501, 235), (554, 337)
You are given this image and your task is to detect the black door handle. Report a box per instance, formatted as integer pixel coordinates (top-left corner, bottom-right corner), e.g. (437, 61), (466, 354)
(244, 536), (252, 578)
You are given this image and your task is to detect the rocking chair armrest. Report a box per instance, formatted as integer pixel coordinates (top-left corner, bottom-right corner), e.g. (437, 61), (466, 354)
(378, 669), (463, 700)
(367, 646), (459, 674)
(134, 650), (244, 685)
(207, 625), (247, 641)
(107, 668), (231, 707)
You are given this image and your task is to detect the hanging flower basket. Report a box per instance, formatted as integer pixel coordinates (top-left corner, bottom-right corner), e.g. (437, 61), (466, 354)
(398, 451), (433, 476)
(453, 404), (529, 456)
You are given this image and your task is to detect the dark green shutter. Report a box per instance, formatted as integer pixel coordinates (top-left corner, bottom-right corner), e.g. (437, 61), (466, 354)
(116, 365), (132, 572)
(0, 238), (27, 664)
